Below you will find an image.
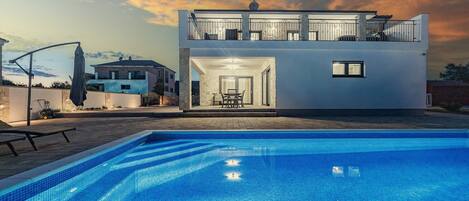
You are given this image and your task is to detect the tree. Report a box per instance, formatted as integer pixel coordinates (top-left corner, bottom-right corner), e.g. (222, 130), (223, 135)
(50, 81), (71, 89)
(1, 77), (26, 87)
(152, 79), (164, 96)
(440, 63), (469, 83)
(2, 78), (17, 86)
(32, 83), (45, 88)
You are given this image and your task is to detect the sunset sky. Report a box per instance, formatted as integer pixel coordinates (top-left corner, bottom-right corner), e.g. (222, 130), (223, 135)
(0, 0), (468, 86)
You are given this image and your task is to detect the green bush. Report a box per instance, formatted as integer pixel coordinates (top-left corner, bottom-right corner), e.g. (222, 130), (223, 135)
(440, 101), (464, 112)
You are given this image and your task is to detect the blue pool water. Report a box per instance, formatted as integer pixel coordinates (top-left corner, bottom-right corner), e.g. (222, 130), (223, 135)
(1, 130), (469, 201)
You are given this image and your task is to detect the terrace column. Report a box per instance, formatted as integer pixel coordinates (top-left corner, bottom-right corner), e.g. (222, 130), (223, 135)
(300, 14), (309, 41)
(179, 48), (191, 111)
(357, 14), (367, 41)
(242, 13), (250, 40)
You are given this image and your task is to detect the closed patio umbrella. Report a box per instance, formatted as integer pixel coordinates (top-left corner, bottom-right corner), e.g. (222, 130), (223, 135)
(69, 45), (87, 106)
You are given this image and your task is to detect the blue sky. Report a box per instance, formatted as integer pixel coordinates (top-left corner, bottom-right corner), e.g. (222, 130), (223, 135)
(1, 0), (468, 86)
(0, 0), (178, 86)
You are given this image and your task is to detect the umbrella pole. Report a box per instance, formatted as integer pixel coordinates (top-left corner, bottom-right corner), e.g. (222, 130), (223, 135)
(27, 54), (33, 126)
(8, 42), (81, 126)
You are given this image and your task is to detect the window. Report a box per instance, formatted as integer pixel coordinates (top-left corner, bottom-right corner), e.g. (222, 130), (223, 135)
(165, 71), (169, 83)
(109, 71), (119, 79)
(250, 31), (262, 40)
(309, 31), (318, 41)
(170, 73), (174, 80)
(164, 86), (169, 92)
(129, 71), (144, 79)
(332, 61), (364, 77)
(170, 88), (174, 93)
(287, 31), (300, 41)
(121, 85), (131, 90)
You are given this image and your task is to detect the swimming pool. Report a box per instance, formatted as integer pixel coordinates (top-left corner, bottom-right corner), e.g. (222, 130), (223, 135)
(0, 130), (468, 201)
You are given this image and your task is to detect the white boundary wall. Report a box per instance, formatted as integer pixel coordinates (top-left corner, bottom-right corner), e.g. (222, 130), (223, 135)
(0, 86), (141, 122)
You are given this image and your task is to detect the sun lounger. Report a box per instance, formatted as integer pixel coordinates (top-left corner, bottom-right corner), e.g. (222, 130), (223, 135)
(0, 121), (76, 151)
(0, 134), (26, 156)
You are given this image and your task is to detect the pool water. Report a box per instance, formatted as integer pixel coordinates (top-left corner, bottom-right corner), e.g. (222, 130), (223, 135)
(1, 131), (469, 201)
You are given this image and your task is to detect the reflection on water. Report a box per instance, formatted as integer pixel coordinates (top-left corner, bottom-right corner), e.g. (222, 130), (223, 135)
(348, 166), (360, 178)
(332, 166), (360, 178)
(225, 171), (242, 181)
(225, 159), (241, 167)
(332, 166), (345, 177)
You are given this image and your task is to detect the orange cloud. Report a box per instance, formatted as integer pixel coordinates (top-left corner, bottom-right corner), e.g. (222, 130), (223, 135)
(126, 0), (302, 26)
(327, 0), (469, 42)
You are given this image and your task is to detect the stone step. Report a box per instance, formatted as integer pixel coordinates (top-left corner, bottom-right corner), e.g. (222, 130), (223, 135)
(185, 108), (276, 113)
(182, 111), (277, 117)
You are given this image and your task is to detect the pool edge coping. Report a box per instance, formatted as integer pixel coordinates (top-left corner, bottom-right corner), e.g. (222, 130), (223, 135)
(0, 128), (468, 193)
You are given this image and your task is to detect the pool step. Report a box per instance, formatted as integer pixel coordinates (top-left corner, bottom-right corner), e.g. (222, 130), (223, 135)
(131, 140), (193, 153)
(113, 143), (214, 169)
(69, 145), (225, 201)
(104, 150), (226, 201)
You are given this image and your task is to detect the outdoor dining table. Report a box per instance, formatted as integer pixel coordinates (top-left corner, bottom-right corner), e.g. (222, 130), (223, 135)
(223, 93), (242, 108)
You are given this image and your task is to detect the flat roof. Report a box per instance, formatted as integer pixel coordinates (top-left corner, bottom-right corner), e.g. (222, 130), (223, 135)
(193, 9), (377, 14)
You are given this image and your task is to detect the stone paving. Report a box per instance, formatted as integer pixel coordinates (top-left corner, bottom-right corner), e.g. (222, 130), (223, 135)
(1, 112), (469, 179)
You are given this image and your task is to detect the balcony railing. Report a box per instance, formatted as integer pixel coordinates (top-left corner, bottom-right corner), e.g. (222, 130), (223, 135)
(249, 19), (300, 41)
(309, 20), (357, 41)
(92, 75), (146, 80)
(368, 20), (418, 42)
(188, 18), (242, 40)
(187, 17), (419, 42)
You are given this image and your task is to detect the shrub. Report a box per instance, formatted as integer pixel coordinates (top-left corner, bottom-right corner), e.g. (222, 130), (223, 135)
(440, 101), (464, 112)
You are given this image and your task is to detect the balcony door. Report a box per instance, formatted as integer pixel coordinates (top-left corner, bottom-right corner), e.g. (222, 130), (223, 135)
(220, 76), (253, 105)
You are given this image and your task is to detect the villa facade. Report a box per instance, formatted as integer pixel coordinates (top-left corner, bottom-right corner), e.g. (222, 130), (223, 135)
(88, 57), (176, 96)
(178, 3), (429, 115)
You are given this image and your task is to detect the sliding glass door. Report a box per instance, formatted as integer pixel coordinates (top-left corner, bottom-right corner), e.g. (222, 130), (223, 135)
(219, 76), (253, 105)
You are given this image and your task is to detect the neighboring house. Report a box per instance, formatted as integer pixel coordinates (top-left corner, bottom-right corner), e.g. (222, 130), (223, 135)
(0, 38), (8, 85)
(87, 57), (176, 96)
(178, 1), (429, 115)
(427, 80), (469, 106)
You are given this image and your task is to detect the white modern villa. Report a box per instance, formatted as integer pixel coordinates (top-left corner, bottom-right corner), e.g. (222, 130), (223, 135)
(178, 1), (428, 115)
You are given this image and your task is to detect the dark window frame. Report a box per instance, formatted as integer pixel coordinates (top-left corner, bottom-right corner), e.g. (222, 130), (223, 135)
(332, 61), (365, 78)
(120, 84), (131, 90)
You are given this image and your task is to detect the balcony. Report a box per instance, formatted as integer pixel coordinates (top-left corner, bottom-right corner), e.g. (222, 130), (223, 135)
(91, 74), (147, 80)
(187, 17), (420, 42)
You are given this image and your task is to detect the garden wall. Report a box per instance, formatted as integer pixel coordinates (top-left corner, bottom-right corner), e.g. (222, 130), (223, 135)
(0, 86), (141, 122)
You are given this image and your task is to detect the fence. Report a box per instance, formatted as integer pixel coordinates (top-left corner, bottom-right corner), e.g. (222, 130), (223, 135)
(188, 18), (243, 40)
(188, 17), (418, 42)
(0, 86), (141, 122)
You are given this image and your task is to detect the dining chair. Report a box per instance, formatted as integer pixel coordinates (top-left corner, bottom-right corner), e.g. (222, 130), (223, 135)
(221, 93), (228, 108)
(237, 90), (245, 107)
